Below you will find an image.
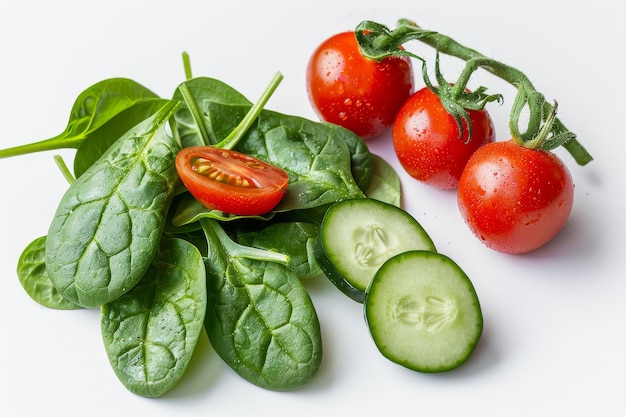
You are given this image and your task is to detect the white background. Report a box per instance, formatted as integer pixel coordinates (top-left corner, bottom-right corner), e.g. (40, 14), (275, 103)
(1, 0), (624, 416)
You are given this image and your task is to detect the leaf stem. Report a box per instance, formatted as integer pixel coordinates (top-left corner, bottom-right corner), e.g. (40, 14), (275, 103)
(214, 71), (283, 150)
(182, 51), (193, 80)
(0, 134), (82, 159)
(200, 218), (289, 265)
(178, 83), (213, 146)
(53, 154), (76, 185)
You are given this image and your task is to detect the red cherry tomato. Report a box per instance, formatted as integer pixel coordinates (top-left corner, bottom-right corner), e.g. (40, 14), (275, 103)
(457, 140), (574, 254)
(392, 86), (495, 189)
(175, 146), (289, 216)
(306, 31), (414, 140)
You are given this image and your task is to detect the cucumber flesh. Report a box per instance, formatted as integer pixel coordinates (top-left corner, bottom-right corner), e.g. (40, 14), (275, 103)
(315, 198), (435, 303)
(364, 250), (483, 373)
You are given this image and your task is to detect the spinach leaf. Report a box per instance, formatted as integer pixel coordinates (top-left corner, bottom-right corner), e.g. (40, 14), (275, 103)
(101, 237), (207, 397)
(323, 122), (373, 192)
(45, 100), (181, 308)
(235, 222), (322, 279)
(201, 219), (322, 391)
(17, 236), (81, 310)
(0, 78), (158, 159)
(365, 154), (402, 207)
(236, 110), (366, 210)
(73, 98), (171, 177)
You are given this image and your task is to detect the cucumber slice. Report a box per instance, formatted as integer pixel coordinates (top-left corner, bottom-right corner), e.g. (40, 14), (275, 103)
(315, 198), (435, 303)
(364, 250), (483, 373)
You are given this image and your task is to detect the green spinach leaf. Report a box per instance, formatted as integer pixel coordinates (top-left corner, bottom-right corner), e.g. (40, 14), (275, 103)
(323, 122), (373, 192)
(0, 78), (158, 159)
(236, 110), (366, 210)
(235, 222), (322, 279)
(101, 237), (207, 397)
(73, 98), (171, 177)
(201, 219), (322, 391)
(45, 100), (181, 308)
(365, 154), (402, 207)
(17, 236), (81, 310)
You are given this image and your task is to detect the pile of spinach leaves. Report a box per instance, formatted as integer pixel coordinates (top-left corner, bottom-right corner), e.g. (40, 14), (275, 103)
(3, 67), (401, 397)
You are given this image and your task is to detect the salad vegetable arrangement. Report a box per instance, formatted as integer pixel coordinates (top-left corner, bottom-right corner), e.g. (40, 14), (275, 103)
(0, 55), (395, 395)
(0, 18), (591, 397)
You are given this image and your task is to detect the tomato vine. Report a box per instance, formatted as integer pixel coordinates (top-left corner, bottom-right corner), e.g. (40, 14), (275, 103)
(355, 19), (593, 165)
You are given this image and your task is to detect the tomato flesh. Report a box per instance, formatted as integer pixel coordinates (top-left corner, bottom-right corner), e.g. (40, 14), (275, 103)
(457, 140), (574, 254)
(392, 87), (495, 189)
(176, 146), (289, 216)
(306, 31), (414, 140)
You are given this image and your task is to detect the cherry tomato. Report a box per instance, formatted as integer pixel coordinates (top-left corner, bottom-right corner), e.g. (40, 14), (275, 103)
(392, 86), (495, 189)
(306, 31), (414, 140)
(457, 140), (574, 254)
(175, 146), (289, 216)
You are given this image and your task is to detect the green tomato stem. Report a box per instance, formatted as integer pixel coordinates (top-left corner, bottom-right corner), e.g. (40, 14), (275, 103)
(414, 32), (552, 147)
(355, 19), (593, 165)
(414, 21), (592, 164)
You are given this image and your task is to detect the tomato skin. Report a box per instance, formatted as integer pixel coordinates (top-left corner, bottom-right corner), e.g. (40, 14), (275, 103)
(392, 87), (495, 189)
(306, 31), (414, 140)
(457, 140), (574, 254)
(175, 146), (289, 216)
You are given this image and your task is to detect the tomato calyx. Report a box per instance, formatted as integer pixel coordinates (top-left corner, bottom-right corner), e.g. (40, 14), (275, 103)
(509, 93), (576, 154)
(421, 54), (502, 143)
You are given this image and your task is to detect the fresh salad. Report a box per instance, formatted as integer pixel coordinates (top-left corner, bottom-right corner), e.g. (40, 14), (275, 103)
(0, 18), (591, 397)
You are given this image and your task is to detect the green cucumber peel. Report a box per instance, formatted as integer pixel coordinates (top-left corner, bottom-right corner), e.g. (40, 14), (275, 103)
(365, 250), (483, 373)
(315, 198), (436, 303)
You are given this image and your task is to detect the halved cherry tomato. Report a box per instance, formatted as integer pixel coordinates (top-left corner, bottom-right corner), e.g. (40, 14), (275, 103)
(306, 31), (414, 140)
(392, 86), (495, 190)
(457, 140), (574, 254)
(175, 146), (289, 216)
